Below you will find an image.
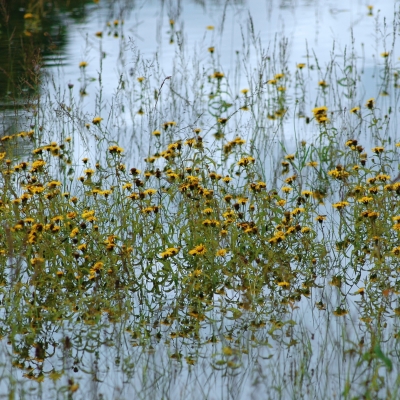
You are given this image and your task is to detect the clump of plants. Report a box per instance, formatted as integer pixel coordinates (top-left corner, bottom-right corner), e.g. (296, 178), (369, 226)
(1, 1), (400, 398)
(1, 93), (400, 394)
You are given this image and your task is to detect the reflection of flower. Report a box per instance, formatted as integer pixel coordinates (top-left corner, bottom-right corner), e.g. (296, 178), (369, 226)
(333, 307), (348, 316)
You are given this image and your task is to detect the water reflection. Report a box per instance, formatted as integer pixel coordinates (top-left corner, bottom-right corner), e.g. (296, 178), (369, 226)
(0, 0), (97, 146)
(0, 0), (399, 399)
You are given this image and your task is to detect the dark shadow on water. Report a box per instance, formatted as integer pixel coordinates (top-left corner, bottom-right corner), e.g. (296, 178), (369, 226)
(0, 0), (95, 141)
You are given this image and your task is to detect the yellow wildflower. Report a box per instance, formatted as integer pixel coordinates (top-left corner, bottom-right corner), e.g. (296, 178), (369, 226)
(301, 190), (313, 197)
(312, 106), (329, 124)
(109, 145), (124, 154)
(358, 196), (373, 204)
(365, 98), (374, 109)
(70, 228), (79, 238)
(92, 116), (103, 124)
(160, 247), (180, 259)
(82, 210), (95, 220)
(189, 244), (207, 256)
(47, 181), (61, 188)
(143, 189), (157, 197)
(372, 146), (384, 154)
(212, 71), (224, 79)
(237, 156), (255, 166)
(332, 201), (350, 210)
(350, 106), (360, 114)
(216, 248), (228, 257)
(392, 247), (400, 256)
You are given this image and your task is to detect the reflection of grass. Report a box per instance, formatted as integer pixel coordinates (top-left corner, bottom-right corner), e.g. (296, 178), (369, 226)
(0, 0), (96, 105)
(0, 2), (400, 399)
(2, 105), (400, 396)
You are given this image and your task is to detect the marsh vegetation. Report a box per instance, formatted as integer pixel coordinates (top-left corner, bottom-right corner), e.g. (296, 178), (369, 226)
(0, 0), (400, 399)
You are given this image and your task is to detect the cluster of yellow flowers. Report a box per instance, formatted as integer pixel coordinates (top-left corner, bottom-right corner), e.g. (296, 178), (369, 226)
(312, 106), (329, 124)
(159, 247), (180, 259)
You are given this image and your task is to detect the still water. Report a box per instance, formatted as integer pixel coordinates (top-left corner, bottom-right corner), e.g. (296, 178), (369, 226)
(3, 0), (398, 154)
(0, 0), (400, 399)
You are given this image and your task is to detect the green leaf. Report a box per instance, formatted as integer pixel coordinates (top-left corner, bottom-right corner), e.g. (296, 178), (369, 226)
(373, 344), (392, 372)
